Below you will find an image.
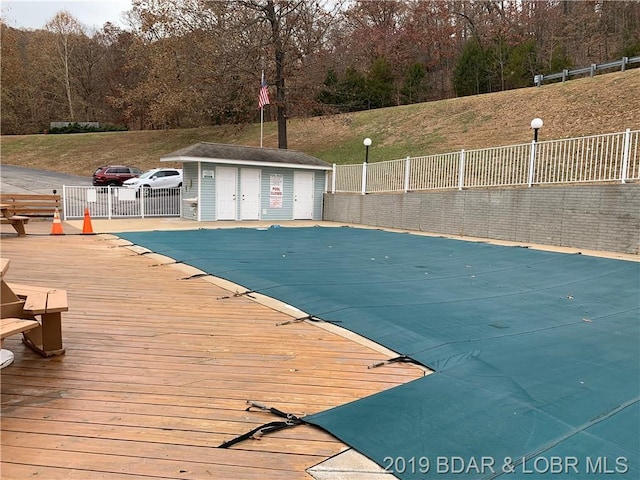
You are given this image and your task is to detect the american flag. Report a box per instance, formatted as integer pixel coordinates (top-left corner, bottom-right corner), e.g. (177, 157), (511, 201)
(258, 71), (270, 109)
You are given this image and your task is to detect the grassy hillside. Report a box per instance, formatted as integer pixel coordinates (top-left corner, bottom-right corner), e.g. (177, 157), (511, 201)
(2, 70), (639, 177)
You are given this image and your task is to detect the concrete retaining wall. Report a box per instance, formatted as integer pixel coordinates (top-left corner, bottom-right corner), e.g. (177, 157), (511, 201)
(323, 184), (640, 254)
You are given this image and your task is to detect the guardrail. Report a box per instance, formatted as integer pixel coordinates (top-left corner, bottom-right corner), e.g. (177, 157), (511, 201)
(329, 129), (639, 194)
(62, 186), (182, 219)
(534, 56), (639, 86)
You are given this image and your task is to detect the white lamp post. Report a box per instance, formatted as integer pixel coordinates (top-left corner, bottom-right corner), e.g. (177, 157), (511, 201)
(531, 118), (543, 142)
(528, 118), (543, 187)
(363, 137), (372, 163)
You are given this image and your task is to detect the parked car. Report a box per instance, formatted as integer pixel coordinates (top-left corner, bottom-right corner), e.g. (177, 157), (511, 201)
(92, 165), (142, 186)
(123, 168), (183, 195)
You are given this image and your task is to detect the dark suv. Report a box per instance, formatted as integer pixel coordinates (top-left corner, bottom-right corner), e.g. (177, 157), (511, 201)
(92, 165), (142, 186)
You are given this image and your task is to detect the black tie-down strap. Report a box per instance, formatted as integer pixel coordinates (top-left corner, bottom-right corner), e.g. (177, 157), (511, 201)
(216, 290), (256, 300)
(368, 355), (423, 369)
(218, 401), (307, 448)
(276, 314), (324, 326)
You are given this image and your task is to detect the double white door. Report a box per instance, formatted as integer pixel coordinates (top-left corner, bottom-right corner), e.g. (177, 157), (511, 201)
(216, 167), (261, 220)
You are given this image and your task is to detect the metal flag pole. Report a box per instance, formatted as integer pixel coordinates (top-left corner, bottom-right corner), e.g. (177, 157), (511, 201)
(260, 68), (265, 148)
(259, 67), (270, 148)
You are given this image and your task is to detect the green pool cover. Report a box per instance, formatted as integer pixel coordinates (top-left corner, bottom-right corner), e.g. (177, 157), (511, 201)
(118, 227), (639, 479)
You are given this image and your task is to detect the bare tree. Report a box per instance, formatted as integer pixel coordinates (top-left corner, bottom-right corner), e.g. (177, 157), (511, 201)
(239, 0), (342, 148)
(239, 0), (301, 148)
(45, 11), (85, 120)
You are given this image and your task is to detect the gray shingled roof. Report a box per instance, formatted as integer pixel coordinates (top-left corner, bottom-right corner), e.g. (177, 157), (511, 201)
(161, 142), (331, 169)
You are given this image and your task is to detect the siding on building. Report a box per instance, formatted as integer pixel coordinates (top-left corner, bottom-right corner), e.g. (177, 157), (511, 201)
(182, 162), (326, 221)
(200, 167), (217, 221)
(313, 171), (325, 220)
(182, 163), (199, 220)
(262, 167), (295, 221)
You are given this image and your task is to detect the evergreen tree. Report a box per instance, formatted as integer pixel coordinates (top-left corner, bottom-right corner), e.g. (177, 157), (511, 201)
(366, 57), (394, 109)
(401, 62), (429, 104)
(341, 67), (368, 112)
(505, 40), (539, 89)
(317, 69), (340, 109)
(453, 38), (491, 96)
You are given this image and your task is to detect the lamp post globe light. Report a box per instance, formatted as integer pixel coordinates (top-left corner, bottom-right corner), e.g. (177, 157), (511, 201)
(530, 118), (543, 142)
(363, 137), (372, 163)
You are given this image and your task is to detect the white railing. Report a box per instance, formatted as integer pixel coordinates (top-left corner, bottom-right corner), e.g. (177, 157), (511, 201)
(330, 129), (639, 194)
(63, 186), (182, 219)
(464, 143), (531, 188)
(366, 158), (406, 193)
(535, 131), (633, 184)
(332, 163), (363, 194)
(409, 152), (460, 191)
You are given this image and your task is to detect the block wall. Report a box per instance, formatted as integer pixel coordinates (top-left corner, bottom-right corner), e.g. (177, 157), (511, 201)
(323, 184), (640, 254)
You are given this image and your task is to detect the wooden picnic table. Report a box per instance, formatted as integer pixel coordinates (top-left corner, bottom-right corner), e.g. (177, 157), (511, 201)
(0, 258), (67, 358)
(0, 258), (9, 277)
(1, 203), (29, 236)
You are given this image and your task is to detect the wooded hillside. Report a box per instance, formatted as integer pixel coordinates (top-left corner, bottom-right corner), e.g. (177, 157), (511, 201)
(2, 0), (639, 137)
(2, 69), (638, 177)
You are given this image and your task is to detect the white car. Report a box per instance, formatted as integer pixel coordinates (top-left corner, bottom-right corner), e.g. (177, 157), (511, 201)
(123, 168), (183, 195)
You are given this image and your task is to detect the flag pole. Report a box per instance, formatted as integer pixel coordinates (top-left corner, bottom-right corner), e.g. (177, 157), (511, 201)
(260, 104), (264, 148)
(260, 68), (265, 148)
(259, 68), (270, 148)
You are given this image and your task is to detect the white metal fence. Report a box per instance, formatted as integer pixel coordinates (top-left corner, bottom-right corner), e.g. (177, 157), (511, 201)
(63, 186), (182, 219)
(329, 129), (639, 194)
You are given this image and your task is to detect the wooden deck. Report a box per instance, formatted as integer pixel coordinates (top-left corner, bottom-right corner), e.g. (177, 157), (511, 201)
(1, 221), (422, 479)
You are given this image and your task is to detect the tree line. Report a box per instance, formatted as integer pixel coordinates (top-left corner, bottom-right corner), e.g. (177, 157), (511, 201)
(2, 0), (639, 145)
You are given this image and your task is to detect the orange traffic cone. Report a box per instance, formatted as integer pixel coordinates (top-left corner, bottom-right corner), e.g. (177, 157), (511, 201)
(50, 208), (64, 235)
(82, 207), (94, 235)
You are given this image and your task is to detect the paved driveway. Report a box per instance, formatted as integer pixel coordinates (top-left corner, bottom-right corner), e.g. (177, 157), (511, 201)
(0, 165), (91, 195)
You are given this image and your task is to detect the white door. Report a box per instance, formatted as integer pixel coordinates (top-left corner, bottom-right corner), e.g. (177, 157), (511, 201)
(216, 167), (237, 220)
(293, 171), (315, 219)
(241, 169), (261, 220)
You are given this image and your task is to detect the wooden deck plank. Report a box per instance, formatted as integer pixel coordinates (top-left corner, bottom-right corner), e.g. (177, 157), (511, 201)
(1, 463), (162, 480)
(1, 222), (423, 478)
(1, 361), (415, 390)
(1, 418), (341, 456)
(1, 445), (309, 479)
(1, 359), (413, 390)
(2, 431), (326, 471)
(1, 374), (369, 410)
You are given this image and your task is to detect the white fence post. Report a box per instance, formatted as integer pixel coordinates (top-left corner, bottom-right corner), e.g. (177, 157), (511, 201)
(361, 162), (367, 195)
(458, 149), (465, 190)
(332, 164), (337, 193)
(528, 140), (537, 187)
(107, 186), (113, 220)
(620, 128), (631, 184)
(404, 157), (411, 192)
(140, 189), (145, 218)
(62, 185), (67, 220)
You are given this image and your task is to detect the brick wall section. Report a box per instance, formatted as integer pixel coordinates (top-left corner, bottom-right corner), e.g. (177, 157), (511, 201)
(323, 184), (640, 254)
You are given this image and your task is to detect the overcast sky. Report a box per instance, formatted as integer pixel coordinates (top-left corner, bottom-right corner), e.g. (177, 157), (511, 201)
(1, 0), (133, 30)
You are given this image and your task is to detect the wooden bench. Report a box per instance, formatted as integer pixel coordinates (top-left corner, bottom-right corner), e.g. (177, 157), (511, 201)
(0, 194), (61, 217)
(0, 213), (30, 236)
(1, 317), (40, 343)
(6, 283), (68, 357)
(1, 317), (41, 368)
